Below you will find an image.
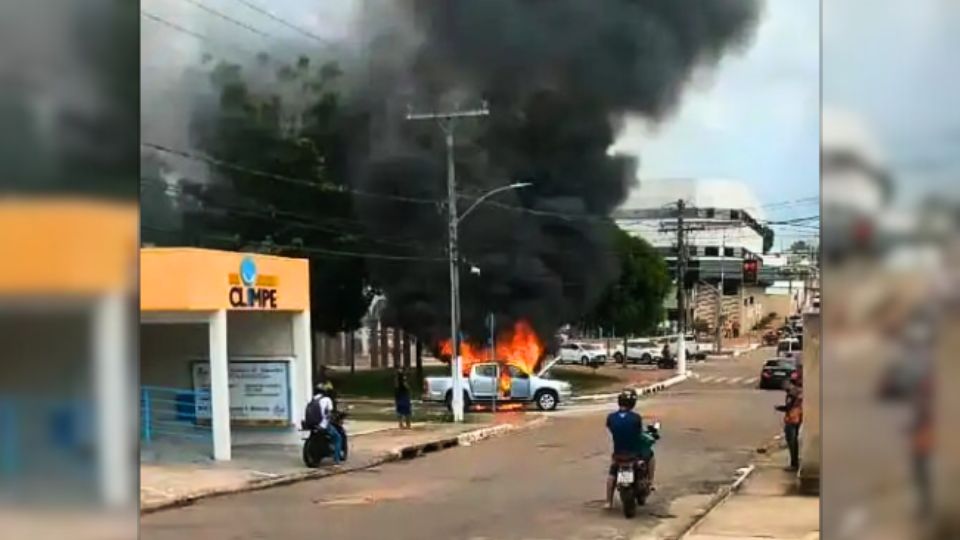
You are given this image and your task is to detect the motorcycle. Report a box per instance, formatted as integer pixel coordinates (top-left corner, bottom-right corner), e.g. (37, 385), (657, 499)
(614, 421), (660, 518)
(301, 409), (349, 468)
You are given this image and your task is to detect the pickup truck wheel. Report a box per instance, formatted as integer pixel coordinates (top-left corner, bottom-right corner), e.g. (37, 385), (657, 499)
(580, 356), (590, 366)
(613, 352), (624, 364)
(534, 390), (559, 411)
(641, 353), (652, 364)
(445, 390), (471, 412)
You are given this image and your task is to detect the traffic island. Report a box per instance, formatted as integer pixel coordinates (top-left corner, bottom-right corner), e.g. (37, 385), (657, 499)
(140, 415), (546, 514)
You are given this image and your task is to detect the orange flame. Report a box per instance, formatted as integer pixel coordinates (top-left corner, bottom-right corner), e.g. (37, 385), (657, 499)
(439, 320), (545, 395)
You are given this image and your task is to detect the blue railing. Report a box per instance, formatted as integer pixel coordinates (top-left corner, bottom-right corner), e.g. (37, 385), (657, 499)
(0, 395), (96, 482)
(140, 386), (212, 445)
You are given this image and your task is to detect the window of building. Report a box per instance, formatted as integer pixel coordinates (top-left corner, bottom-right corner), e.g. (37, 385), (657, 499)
(731, 210), (741, 220)
(705, 247), (719, 256)
(724, 247), (735, 257)
(706, 208), (716, 218)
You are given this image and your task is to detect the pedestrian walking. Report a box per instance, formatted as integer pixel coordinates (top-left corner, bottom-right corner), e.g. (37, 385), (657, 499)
(776, 379), (803, 471)
(395, 368), (413, 429)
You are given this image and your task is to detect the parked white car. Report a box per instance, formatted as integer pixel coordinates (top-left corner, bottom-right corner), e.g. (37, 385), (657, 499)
(660, 335), (707, 360)
(558, 342), (608, 366)
(422, 358), (572, 411)
(612, 339), (661, 364)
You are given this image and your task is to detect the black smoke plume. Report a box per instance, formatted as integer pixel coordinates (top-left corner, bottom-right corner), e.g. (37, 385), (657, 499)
(350, 0), (760, 348)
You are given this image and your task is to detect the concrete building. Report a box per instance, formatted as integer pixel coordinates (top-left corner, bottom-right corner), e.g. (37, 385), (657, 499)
(615, 178), (773, 333)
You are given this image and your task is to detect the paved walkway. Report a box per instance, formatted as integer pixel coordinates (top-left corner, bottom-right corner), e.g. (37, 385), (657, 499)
(140, 416), (540, 512)
(683, 449), (819, 540)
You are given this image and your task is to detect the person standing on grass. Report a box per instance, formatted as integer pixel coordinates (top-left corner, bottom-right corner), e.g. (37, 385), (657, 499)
(395, 368), (413, 429)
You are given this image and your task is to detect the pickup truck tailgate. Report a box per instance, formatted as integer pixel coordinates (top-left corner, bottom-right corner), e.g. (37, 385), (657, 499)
(423, 377), (451, 402)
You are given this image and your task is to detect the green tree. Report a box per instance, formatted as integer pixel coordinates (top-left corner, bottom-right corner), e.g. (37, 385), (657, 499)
(583, 229), (671, 337)
(183, 56), (372, 334)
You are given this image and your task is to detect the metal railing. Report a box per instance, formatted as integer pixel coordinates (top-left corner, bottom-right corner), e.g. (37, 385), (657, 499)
(140, 386), (212, 445)
(0, 395), (97, 486)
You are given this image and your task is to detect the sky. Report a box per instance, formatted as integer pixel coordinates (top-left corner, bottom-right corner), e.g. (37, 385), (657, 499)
(612, 0), (820, 245)
(824, 0), (960, 208)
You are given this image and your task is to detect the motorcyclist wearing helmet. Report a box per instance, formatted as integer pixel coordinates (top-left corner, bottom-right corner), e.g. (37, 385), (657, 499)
(605, 389), (645, 509)
(310, 384), (343, 464)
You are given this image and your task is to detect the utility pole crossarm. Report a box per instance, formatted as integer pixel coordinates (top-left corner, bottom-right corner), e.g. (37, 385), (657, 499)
(405, 103), (490, 122)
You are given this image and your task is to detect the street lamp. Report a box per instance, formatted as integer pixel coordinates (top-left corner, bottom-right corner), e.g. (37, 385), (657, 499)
(457, 183), (533, 224)
(448, 181), (532, 422)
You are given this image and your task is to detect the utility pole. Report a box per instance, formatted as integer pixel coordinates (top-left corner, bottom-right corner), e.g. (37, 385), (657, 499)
(406, 103), (489, 423)
(676, 199), (688, 376)
(715, 228), (726, 353)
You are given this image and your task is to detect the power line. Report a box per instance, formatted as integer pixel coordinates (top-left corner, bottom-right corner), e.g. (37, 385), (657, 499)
(231, 0), (334, 46)
(181, 0), (273, 39)
(143, 142), (443, 206)
(142, 176), (440, 251)
(142, 10), (208, 42)
(145, 142), (631, 226)
(141, 10), (289, 65)
(143, 224), (448, 262)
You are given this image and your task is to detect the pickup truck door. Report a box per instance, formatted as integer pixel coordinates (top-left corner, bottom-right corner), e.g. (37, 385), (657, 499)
(508, 365), (531, 400)
(470, 364), (498, 399)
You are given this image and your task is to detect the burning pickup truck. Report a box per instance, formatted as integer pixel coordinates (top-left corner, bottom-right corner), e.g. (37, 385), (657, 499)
(422, 356), (572, 411)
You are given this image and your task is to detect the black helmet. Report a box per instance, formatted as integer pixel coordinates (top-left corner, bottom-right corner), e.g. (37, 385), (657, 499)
(617, 389), (638, 410)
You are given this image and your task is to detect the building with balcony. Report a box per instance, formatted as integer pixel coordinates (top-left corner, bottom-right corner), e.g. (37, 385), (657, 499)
(615, 178), (775, 333)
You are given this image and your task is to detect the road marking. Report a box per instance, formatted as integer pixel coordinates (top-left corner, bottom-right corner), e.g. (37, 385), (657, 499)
(728, 377), (743, 384)
(745, 377), (759, 385)
(713, 377), (729, 384)
(699, 376), (716, 383)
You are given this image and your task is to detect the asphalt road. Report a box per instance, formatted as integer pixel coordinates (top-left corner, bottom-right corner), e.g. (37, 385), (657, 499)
(142, 348), (783, 540)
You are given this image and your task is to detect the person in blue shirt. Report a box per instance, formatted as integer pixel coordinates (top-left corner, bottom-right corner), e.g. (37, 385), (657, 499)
(605, 389), (643, 509)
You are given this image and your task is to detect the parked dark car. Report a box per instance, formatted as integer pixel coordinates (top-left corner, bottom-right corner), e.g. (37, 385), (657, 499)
(759, 358), (799, 390)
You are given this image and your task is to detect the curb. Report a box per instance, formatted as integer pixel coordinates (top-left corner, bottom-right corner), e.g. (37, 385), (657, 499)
(676, 463), (757, 540)
(732, 343), (761, 357)
(571, 372), (689, 402)
(140, 417), (546, 515)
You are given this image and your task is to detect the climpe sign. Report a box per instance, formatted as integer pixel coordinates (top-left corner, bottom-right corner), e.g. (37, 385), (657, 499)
(228, 256), (279, 309)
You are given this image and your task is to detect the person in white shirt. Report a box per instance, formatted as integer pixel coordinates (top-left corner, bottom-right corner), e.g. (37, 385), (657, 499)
(315, 386), (343, 464)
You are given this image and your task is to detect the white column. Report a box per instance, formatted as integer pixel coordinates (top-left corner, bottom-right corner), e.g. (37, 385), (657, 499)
(93, 292), (131, 508)
(291, 311), (312, 427)
(209, 309), (231, 461)
(676, 333), (687, 377)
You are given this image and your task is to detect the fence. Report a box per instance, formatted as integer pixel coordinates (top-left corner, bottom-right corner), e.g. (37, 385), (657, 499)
(140, 386), (212, 447)
(0, 394), (99, 501)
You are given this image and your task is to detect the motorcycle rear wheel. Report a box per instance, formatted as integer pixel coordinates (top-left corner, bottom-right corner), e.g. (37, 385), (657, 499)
(619, 487), (637, 518)
(302, 435), (324, 468)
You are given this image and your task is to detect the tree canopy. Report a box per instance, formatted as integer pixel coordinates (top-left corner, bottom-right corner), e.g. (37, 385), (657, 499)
(581, 228), (671, 336)
(178, 56), (373, 334)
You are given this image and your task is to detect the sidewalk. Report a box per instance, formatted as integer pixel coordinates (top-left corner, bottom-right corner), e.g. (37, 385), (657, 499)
(140, 415), (543, 513)
(682, 449), (819, 540)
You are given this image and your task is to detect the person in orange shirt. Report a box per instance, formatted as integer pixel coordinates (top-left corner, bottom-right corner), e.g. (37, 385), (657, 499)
(911, 374), (933, 518)
(776, 379), (803, 471)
